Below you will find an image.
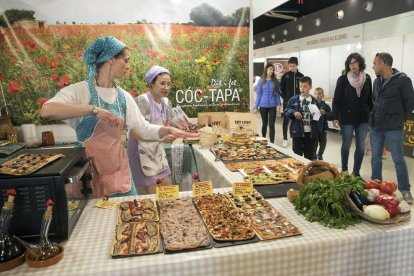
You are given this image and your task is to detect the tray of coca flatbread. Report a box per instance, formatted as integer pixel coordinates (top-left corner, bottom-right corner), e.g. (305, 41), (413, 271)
(193, 193), (260, 248)
(157, 197), (212, 253)
(111, 198), (162, 257)
(0, 153), (64, 176)
(225, 191), (301, 240)
(211, 144), (287, 164)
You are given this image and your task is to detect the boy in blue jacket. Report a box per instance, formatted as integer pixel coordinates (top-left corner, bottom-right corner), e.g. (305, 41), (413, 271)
(285, 76), (322, 160)
(313, 87), (332, 160)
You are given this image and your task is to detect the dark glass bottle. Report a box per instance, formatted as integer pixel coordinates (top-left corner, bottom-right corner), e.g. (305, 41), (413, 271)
(0, 189), (24, 263)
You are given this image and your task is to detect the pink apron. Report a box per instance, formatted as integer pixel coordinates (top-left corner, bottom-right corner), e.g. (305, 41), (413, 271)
(84, 117), (130, 197)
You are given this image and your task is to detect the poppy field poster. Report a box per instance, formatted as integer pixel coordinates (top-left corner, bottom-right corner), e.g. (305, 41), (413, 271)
(0, 0), (250, 125)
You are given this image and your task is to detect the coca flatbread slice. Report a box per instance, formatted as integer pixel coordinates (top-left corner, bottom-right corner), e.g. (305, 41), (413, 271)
(0, 153), (64, 176)
(111, 221), (161, 257)
(225, 191), (301, 240)
(118, 198), (159, 224)
(158, 197), (211, 251)
(194, 194), (256, 241)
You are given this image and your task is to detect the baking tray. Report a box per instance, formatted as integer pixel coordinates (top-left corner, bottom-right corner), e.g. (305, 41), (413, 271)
(210, 234), (260, 248)
(210, 149), (289, 164)
(192, 197), (260, 248)
(254, 182), (299, 198)
(157, 198), (213, 254)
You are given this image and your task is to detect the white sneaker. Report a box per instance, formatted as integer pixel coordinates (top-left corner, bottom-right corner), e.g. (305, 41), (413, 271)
(282, 139), (288, 148)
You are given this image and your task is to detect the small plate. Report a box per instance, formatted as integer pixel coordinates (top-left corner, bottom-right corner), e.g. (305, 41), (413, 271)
(0, 252), (25, 272)
(25, 244), (64, 268)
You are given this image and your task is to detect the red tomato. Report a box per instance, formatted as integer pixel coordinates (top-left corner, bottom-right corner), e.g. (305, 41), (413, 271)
(383, 180), (397, 192)
(380, 181), (397, 195)
(364, 179), (380, 190)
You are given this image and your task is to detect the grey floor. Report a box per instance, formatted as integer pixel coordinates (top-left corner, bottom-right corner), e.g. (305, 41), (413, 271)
(256, 113), (414, 192)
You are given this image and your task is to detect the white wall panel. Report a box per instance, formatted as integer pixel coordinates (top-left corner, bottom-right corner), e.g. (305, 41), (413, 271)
(299, 47), (331, 97)
(362, 36), (403, 79)
(402, 34), (414, 78)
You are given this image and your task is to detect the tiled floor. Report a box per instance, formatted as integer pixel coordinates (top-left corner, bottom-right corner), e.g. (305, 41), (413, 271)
(256, 113), (414, 192)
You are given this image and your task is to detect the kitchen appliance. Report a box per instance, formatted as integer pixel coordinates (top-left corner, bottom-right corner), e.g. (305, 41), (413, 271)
(0, 147), (92, 242)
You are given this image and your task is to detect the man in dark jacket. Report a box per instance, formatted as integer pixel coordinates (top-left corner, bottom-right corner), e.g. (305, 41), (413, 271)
(280, 57), (304, 148)
(371, 52), (414, 204)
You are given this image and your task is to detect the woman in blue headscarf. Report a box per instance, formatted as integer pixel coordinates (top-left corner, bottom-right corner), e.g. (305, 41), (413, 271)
(40, 36), (197, 198)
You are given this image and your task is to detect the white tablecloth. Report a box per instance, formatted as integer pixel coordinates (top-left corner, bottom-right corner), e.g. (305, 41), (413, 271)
(192, 143), (309, 189)
(12, 188), (414, 276)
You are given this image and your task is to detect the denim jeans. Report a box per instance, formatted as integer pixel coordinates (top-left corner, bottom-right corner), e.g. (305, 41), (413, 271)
(370, 128), (411, 192)
(340, 123), (369, 174)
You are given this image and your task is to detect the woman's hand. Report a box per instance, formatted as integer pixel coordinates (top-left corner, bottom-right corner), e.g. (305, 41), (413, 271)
(169, 127), (199, 138)
(332, 120), (339, 128)
(161, 134), (176, 143)
(96, 108), (119, 127)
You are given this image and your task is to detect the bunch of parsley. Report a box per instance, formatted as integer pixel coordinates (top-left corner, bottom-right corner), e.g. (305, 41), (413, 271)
(293, 174), (365, 229)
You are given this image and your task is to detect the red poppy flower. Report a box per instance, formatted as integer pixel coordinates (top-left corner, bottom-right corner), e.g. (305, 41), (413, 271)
(129, 90), (137, 98)
(51, 73), (59, 81)
(40, 56), (47, 64)
(37, 97), (49, 106)
(56, 52), (63, 60)
(49, 59), (58, 68)
(60, 75), (71, 85)
(156, 178), (162, 185)
(151, 52), (157, 58)
(7, 81), (20, 95)
(56, 81), (65, 88)
(196, 90), (203, 97)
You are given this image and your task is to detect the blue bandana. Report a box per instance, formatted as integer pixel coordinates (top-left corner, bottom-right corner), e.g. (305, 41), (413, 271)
(145, 65), (170, 86)
(83, 36), (126, 79)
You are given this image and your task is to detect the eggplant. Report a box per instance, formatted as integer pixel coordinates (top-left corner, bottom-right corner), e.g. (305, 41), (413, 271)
(349, 190), (369, 210)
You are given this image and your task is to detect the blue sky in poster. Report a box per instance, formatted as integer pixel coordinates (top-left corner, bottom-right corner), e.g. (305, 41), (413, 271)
(0, 0), (249, 24)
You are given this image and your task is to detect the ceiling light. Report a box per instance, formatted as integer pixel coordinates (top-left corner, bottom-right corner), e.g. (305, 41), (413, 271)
(283, 29), (288, 36)
(253, 40), (256, 45)
(296, 24), (303, 32)
(261, 37), (265, 42)
(336, 9), (344, 20)
(271, 34), (276, 39)
(314, 18), (321, 27)
(363, 1), (374, 12)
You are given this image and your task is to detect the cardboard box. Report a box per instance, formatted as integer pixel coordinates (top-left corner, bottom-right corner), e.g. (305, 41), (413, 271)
(225, 112), (257, 132)
(197, 112), (227, 129)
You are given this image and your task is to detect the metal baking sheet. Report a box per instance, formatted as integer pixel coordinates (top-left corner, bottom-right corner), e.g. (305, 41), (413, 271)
(211, 234), (260, 248)
(254, 182), (299, 198)
(210, 148), (289, 164)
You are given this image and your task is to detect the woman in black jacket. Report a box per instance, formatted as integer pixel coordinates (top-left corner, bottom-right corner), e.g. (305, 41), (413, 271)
(332, 53), (373, 176)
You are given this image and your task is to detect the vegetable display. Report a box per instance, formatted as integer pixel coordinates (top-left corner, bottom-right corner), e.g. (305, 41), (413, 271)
(293, 174), (365, 229)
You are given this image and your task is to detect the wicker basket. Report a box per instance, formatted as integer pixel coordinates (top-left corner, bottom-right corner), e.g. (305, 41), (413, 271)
(345, 195), (411, 224)
(297, 160), (340, 190)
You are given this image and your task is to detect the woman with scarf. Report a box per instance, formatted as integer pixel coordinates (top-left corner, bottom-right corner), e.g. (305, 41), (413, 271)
(40, 37), (197, 198)
(332, 52), (373, 177)
(127, 66), (174, 194)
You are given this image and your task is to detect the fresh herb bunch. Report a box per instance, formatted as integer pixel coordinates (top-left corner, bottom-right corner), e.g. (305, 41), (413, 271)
(293, 174), (366, 229)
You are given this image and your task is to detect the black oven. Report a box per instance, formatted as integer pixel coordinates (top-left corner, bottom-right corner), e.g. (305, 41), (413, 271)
(0, 147), (92, 242)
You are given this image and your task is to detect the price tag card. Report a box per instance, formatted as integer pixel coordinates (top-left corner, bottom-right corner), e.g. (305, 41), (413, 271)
(232, 182), (253, 196)
(95, 199), (118, 209)
(192, 181), (213, 197)
(156, 185), (179, 200)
